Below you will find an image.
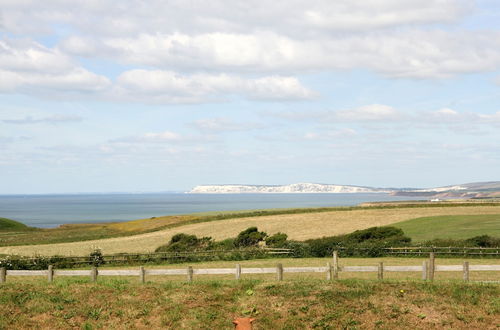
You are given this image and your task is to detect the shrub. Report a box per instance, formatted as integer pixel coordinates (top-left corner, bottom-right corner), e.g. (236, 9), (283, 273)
(233, 227), (267, 247)
(423, 235), (500, 248)
(209, 238), (235, 250)
(266, 232), (288, 247)
(465, 235), (500, 247)
(304, 226), (411, 257)
(155, 233), (213, 252)
(346, 227), (407, 243)
(89, 249), (105, 267)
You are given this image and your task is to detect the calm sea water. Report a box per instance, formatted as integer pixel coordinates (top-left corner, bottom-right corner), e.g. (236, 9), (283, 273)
(0, 193), (422, 228)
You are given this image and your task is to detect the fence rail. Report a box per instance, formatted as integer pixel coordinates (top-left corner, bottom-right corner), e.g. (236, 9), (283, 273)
(1, 252), (499, 284)
(383, 246), (500, 256)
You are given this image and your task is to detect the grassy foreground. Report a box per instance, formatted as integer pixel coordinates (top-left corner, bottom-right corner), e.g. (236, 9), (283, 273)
(394, 214), (500, 242)
(0, 278), (498, 329)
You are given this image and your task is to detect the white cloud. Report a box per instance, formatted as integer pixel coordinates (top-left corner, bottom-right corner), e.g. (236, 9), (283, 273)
(191, 117), (263, 133)
(62, 29), (500, 79)
(271, 105), (500, 131)
(479, 111), (500, 123)
(0, 39), (110, 94)
(335, 104), (401, 121)
(113, 70), (316, 103)
(110, 130), (215, 145)
(304, 128), (357, 140)
(1, 0), (471, 36)
(142, 131), (182, 142)
(1, 114), (83, 124)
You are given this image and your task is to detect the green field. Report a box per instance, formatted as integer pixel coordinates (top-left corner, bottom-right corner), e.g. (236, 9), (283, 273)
(0, 217), (31, 231)
(0, 278), (498, 329)
(394, 214), (500, 242)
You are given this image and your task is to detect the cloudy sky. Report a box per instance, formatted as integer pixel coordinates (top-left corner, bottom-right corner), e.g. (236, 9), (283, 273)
(1, 0), (500, 194)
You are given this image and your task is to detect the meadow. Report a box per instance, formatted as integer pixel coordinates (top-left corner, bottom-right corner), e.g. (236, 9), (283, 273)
(0, 276), (498, 329)
(394, 214), (500, 241)
(1, 204), (500, 256)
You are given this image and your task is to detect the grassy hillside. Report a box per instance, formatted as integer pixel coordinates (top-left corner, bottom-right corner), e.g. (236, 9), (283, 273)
(393, 214), (500, 242)
(0, 278), (498, 329)
(3, 204), (500, 256)
(0, 217), (30, 231)
(0, 214), (198, 247)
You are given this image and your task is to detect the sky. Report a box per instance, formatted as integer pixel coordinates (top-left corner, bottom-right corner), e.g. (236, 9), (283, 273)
(1, 0), (500, 194)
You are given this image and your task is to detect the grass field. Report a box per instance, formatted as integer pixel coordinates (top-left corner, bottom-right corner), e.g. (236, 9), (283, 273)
(0, 214), (198, 247)
(1, 277), (498, 329)
(394, 214), (500, 242)
(0, 217), (31, 231)
(2, 205), (500, 256)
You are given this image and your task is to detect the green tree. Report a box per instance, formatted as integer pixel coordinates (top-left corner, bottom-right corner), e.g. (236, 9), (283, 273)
(234, 227), (267, 247)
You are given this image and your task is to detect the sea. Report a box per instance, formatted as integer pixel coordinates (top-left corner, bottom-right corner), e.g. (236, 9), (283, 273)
(0, 193), (423, 228)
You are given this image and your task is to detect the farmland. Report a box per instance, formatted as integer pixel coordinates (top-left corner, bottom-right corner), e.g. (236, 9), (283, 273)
(1, 204), (500, 256)
(393, 214), (500, 242)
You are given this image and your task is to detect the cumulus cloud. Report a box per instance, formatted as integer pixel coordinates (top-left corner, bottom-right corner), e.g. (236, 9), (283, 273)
(304, 128), (357, 140)
(272, 105), (500, 130)
(110, 130), (217, 145)
(335, 104), (402, 122)
(59, 29), (500, 79)
(1, 0), (498, 101)
(0, 39), (111, 94)
(1, 114), (83, 125)
(1, 0), (471, 36)
(112, 70), (316, 103)
(0, 37), (315, 103)
(191, 117), (264, 133)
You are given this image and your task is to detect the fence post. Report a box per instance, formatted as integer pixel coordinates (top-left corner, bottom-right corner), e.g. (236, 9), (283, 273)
(48, 265), (54, 283)
(187, 266), (193, 282)
(428, 252), (435, 281)
(276, 263), (283, 281)
(235, 264), (241, 280)
(463, 261), (469, 282)
(378, 262), (384, 280)
(0, 267), (5, 283)
(333, 250), (339, 279)
(91, 267), (98, 283)
(139, 266), (145, 284)
(422, 261), (428, 280)
(326, 262), (332, 280)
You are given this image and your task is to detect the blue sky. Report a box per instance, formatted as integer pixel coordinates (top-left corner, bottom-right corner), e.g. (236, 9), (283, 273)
(1, 0), (500, 194)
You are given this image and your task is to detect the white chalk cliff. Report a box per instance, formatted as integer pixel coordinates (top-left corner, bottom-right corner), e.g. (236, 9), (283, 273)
(189, 183), (390, 194)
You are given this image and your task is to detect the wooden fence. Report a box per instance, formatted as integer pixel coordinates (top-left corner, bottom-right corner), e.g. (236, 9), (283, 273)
(384, 246), (500, 256)
(1, 252), (499, 284)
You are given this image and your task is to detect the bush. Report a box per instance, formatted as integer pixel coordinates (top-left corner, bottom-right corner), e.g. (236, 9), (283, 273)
(233, 227), (267, 247)
(465, 235), (500, 247)
(155, 233), (213, 252)
(304, 226), (411, 257)
(89, 248), (105, 267)
(423, 235), (500, 248)
(347, 227), (407, 243)
(266, 232), (288, 247)
(209, 238), (235, 250)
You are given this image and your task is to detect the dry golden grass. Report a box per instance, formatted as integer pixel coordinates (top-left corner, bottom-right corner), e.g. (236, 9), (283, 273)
(2, 276), (498, 329)
(2, 205), (500, 256)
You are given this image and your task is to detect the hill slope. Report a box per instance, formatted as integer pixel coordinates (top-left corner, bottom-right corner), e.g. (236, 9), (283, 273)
(0, 217), (30, 231)
(393, 214), (500, 241)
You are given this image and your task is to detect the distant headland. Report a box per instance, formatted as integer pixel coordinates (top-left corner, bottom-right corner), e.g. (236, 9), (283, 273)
(189, 181), (500, 198)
